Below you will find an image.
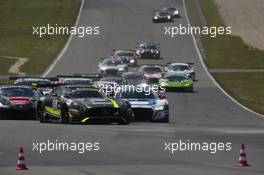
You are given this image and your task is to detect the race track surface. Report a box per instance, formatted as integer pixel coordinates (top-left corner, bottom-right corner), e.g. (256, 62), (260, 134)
(1, 0), (264, 174)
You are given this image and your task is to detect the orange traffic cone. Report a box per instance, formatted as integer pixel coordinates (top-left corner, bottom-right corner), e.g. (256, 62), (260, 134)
(237, 144), (250, 167)
(16, 147), (28, 170)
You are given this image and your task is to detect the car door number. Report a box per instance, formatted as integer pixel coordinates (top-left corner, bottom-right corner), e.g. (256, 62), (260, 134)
(52, 99), (58, 108)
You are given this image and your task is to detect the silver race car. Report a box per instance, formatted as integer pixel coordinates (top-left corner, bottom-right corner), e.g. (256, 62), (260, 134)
(97, 58), (128, 76)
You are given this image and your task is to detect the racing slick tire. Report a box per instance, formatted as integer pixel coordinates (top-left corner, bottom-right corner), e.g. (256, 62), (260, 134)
(60, 106), (69, 124)
(184, 86), (193, 92)
(37, 103), (47, 123)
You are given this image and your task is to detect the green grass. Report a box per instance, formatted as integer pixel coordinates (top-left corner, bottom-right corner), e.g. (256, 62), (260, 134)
(200, 0), (264, 69)
(0, 57), (16, 74)
(213, 73), (264, 114)
(0, 0), (79, 75)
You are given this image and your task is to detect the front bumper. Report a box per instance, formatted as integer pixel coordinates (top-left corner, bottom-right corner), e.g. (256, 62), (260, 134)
(0, 105), (36, 120)
(132, 107), (169, 122)
(68, 107), (127, 123)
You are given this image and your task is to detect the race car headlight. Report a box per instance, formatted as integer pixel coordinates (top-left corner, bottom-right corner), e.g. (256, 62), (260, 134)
(154, 16), (158, 19)
(160, 82), (167, 86)
(154, 105), (164, 111)
(156, 50), (159, 54)
(174, 10), (179, 15)
(118, 67), (125, 71)
(130, 59), (135, 63)
(167, 16), (171, 19)
(71, 102), (86, 111)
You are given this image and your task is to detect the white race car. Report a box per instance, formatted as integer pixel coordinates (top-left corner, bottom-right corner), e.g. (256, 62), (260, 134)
(166, 63), (195, 80)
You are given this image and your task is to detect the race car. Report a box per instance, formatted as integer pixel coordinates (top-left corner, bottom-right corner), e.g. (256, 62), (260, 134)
(166, 63), (195, 80)
(153, 10), (173, 23)
(36, 84), (134, 124)
(138, 65), (164, 84)
(97, 58), (128, 76)
(160, 7), (180, 18)
(0, 85), (40, 119)
(113, 49), (138, 66)
(159, 73), (193, 92)
(96, 76), (124, 96)
(122, 72), (147, 86)
(115, 88), (169, 123)
(13, 77), (54, 95)
(135, 42), (160, 59)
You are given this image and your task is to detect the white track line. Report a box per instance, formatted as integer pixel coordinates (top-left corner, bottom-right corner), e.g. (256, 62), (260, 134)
(182, 0), (264, 118)
(42, 0), (85, 77)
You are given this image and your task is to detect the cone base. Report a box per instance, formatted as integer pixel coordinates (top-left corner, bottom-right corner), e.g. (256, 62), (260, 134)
(237, 163), (250, 167)
(16, 166), (28, 170)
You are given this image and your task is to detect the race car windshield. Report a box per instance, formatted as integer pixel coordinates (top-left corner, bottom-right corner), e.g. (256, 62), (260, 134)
(164, 75), (187, 81)
(104, 59), (122, 66)
(63, 80), (91, 84)
(125, 74), (144, 80)
(142, 67), (162, 72)
(164, 8), (176, 11)
(66, 90), (104, 99)
(159, 12), (169, 16)
(172, 65), (189, 71)
(120, 91), (156, 99)
(144, 45), (157, 49)
(117, 52), (134, 57)
(15, 80), (52, 85)
(0, 88), (34, 97)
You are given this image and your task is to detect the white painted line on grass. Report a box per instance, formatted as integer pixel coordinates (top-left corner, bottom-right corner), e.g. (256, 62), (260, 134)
(0, 56), (28, 75)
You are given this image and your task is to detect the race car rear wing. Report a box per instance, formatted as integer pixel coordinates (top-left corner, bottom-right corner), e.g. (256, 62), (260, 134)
(57, 74), (102, 81)
(9, 76), (58, 81)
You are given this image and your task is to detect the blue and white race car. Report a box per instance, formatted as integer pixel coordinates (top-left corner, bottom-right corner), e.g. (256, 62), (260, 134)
(115, 87), (169, 123)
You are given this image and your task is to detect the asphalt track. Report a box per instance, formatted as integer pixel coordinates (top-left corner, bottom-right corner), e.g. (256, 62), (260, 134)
(1, 0), (264, 174)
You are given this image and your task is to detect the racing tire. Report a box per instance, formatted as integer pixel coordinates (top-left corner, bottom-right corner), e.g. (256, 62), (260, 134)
(60, 106), (69, 124)
(117, 119), (129, 125)
(37, 103), (47, 123)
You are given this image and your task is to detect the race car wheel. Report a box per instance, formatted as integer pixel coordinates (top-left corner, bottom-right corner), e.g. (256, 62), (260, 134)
(117, 118), (129, 125)
(60, 106), (69, 124)
(37, 103), (47, 123)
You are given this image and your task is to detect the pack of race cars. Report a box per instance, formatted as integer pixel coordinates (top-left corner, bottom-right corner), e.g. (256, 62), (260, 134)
(0, 6), (195, 125)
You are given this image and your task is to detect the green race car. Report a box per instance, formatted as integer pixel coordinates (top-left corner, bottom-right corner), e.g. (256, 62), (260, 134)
(159, 74), (193, 92)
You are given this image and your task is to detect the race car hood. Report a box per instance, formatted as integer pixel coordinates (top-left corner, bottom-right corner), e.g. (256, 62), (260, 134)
(73, 98), (115, 108)
(99, 64), (127, 70)
(123, 98), (156, 108)
(144, 72), (162, 78)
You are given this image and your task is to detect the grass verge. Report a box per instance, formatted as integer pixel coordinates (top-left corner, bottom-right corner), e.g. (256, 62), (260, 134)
(200, 0), (264, 69)
(213, 72), (264, 114)
(0, 0), (79, 75)
(186, 0), (264, 114)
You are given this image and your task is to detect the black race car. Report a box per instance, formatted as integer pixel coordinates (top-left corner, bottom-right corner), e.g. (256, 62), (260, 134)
(153, 11), (173, 23)
(122, 72), (147, 86)
(136, 42), (160, 59)
(160, 7), (180, 18)
(36, 84), (133, 124)
(13, 77), (54, 96)
(0, 85), (40, 120)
